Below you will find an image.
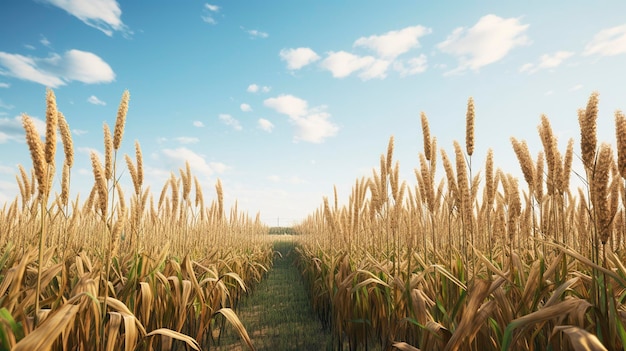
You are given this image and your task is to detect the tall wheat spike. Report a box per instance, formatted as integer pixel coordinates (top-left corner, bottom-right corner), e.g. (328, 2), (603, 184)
(615, 110), (626, 179)
(593, 143), (613, 244)
(421, 112), (432, 161)
(466, 97), (475, 157)
(579, 92), (599, 171)
(113, 90), (129, 150)
(22, 114), (46, 197)
(44, 88), (57, 166)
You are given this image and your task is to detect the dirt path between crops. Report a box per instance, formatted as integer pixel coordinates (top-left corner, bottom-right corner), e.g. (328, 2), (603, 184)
(211, 238), (332, 351)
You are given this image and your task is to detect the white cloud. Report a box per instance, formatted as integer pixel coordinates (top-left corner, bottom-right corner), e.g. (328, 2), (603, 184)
(161, 147), (228, 179)
(41, 0), (127, 36)
(0, 132), (15, 144)
(267, 175), (280, 182)
(0, 53), (64, 87)
(193, 120), (205, 127)
(359, 59), (390, 80)
(247, 84), (259, 93)
(264, 94), (308, 118)
(519, 63), (533, 73)
(584, 24), (626, 57)
(264, 94), (338, 143)
(240, 103), (252, 112)
(320, 51), (389, 80)
(545, 90), (554, 96)
(246, 29), (268, 39)
(0, 50), (115, 87)
(209, 162), (229, 173)
(279, 48), (320, 70)
(437, 14), (531, 74)
(40, 35), (51, 47)
(87, 95), (106, 105)
(0, 99), (14, 110)
(0, 165), (13, 174)
(0, 115), (45, 144)
(202, 3), (219, 24)
(247, 84), (271, 93)
(0, 82), (10, 88)
(205, 3), (219, 12)
(353, 25), (432, 59)
(72, 129), (88, 136)
(320, 51), (374, 78)
(393, 54), (428, 76)
(569, 84), (583, 91)
(519, 51), (574, 74)
(175, 137), (199, 144)
(202, 16), (216, 24)
(63, 50), (116, 83)
(258, 118), (274, 132)
(219, 113), (242, 130)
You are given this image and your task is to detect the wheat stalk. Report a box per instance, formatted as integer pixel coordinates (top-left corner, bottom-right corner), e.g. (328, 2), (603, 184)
(113, 90), (129, 150)
(615, 110), (626, 179)
(579, 92), (599, 171)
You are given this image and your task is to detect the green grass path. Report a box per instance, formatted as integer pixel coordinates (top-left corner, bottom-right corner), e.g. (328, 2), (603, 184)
(212, 238), (332, 351)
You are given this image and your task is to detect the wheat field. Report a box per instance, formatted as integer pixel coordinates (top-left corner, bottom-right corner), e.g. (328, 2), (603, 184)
(293, 92), (625, 351)
(0, 89), (624, 351)
(0, 89), (272, 350)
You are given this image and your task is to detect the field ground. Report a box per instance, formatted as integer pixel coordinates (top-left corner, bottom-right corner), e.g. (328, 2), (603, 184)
(211, 238), (333, 351)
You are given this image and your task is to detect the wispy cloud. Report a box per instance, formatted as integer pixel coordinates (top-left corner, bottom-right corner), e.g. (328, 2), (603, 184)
(0, 83), (10, 88)
(264, 94), (338, 143)
(0, 99), (14, 110)
(257, 118), (274, 132)
(202, 3), (219, 24)
(161, 147), (228, 178)
(0, 50), (115, 87)
(40, 0), (128, 36)
(0, 115), (45, 144)
(0, 165), (13, 174)
(393, 54), (428, 76)
(279, 48), (320, 70)
(40, 35), (51, 47)
(243, 28), (268, 39)
(205, 4), (219, 12)
(219, 113), (242, 130)
(438, 14), (531, 75)
(247, 84), (270, 93)
(315, 25), (432, 80)
(353, 25), (432, 59)
(72, 129), (88, 136)
(240, 103), (252, 112)
(87, 95), (106, 105)
(520, 51), (574, 74)
(583, 24), (626, 57)
(193, 120), (205, 127)
(569, 84), (583, 91)
(174, 137), (199, 144)
(320, 51), (389, 80)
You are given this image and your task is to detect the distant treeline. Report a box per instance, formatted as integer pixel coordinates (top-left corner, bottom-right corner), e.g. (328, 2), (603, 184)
(268, 227), (299, 235)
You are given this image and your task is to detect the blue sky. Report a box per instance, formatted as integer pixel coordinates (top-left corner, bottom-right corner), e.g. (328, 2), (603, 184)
(1, 1), (626, 226)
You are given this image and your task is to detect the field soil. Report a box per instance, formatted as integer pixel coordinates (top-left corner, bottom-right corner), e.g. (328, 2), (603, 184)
(211, 238), (332, 351)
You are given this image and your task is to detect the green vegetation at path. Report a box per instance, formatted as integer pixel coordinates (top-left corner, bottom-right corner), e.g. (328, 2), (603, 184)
(213, 238), (332, 351)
